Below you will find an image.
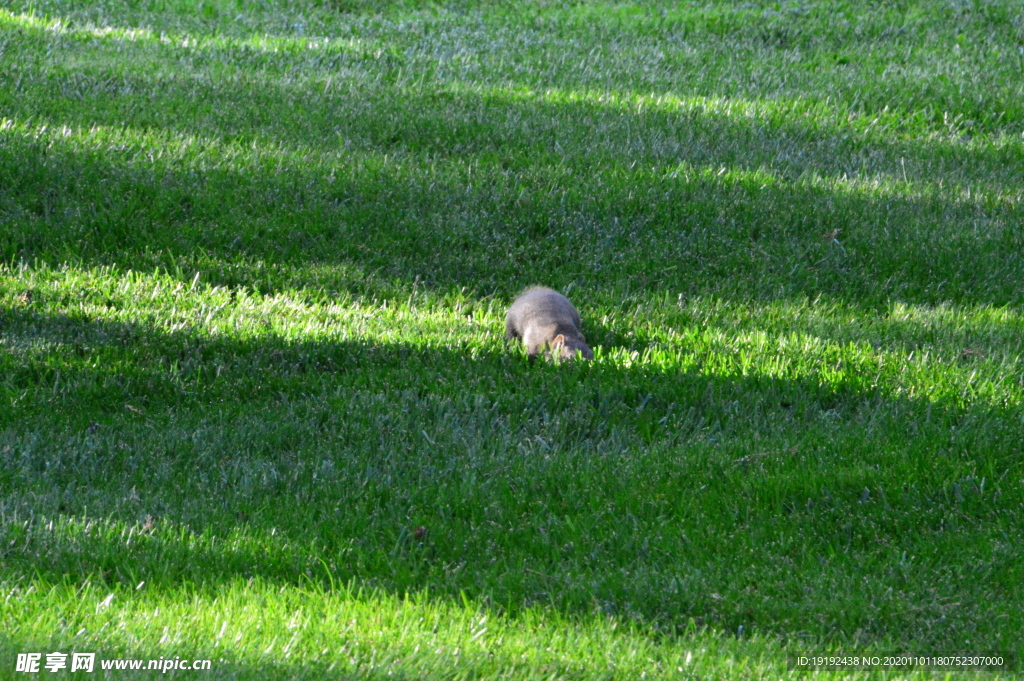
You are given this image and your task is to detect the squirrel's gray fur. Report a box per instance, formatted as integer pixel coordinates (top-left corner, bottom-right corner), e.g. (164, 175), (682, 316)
(505, 286), (593, 362)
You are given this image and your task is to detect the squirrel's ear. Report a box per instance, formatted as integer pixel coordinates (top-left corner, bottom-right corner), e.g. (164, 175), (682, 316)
(552, 334), (565, 347)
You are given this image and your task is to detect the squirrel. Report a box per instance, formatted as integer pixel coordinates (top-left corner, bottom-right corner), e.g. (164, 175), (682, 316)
(505, 286), (594, 362)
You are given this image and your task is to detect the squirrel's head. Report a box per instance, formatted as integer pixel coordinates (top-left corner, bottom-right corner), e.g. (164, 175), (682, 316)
(547, 334), (594, 361)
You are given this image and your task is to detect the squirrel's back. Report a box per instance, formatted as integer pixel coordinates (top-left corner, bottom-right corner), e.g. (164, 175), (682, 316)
(505, 287), (593, 361)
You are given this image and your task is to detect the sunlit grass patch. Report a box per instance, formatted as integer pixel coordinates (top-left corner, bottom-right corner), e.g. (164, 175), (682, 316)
(4, 264), (1022, 416)
(0, 575), (813, 681)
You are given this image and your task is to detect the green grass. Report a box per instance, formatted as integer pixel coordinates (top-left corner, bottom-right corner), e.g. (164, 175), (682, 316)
(1, 0), (1023, 678)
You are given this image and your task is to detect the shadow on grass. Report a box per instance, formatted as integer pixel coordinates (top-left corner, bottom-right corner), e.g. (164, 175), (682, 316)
(1, 108), (1017, 308)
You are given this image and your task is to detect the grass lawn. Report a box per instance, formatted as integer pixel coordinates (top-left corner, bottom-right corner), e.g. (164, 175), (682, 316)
(1, 0), (1022, 677)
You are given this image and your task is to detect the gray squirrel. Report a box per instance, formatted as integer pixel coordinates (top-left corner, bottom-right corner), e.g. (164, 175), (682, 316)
(505, 287), (594, 362)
